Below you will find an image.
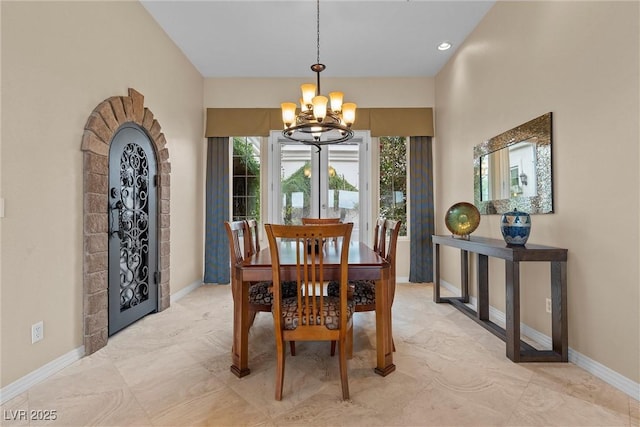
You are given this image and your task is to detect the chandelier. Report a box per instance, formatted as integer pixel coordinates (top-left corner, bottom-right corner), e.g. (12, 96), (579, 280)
(281, 0), (357, 146)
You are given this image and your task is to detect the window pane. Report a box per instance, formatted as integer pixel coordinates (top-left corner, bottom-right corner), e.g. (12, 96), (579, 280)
(379, 136), (407, 236)
(232, 137), (261, 223)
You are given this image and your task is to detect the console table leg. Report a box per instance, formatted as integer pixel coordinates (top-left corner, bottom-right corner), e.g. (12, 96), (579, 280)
(477, 254), (489, 321)
(505, 261), (521, 362)
(551, 261), (569, 361)
(433, 243), (441, 302)
(461, 250), (469, 303)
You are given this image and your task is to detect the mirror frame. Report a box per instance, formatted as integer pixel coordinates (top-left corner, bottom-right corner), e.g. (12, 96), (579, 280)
(473, 112), (553, 215)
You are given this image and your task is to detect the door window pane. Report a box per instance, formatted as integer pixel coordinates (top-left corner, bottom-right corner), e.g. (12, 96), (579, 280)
(280, 144), (313, 224)
(327, 143), (361, 236)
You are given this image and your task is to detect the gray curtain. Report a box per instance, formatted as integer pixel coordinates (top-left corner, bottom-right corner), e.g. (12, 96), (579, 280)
(409, 136), (434, 283)
(204, 137), (230, 284)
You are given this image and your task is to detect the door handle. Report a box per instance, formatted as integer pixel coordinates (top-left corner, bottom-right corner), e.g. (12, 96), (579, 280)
(109, 200), (124, 239)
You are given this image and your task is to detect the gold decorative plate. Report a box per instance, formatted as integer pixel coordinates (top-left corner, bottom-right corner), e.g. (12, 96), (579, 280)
(445, 202), (480, 238)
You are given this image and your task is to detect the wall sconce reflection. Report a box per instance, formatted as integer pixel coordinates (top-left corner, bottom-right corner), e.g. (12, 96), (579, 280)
(519, 172), (528, 186)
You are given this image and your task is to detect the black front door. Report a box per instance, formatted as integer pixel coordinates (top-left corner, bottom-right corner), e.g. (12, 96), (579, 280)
(108, 124), (158, 335)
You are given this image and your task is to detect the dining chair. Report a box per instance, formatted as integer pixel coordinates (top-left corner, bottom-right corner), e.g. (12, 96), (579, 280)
(224, 220), (297, 353)
(264, 222), (354, 401)
(327, 219), (401, 354)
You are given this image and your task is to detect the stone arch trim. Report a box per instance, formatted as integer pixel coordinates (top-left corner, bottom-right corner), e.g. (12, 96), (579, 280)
(81, 88), (171, 355)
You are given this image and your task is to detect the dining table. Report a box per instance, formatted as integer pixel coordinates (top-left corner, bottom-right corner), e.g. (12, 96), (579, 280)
(230, 240), (396, 378)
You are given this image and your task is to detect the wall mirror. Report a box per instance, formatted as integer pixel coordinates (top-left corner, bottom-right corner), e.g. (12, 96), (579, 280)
(473, 112), (553, 214)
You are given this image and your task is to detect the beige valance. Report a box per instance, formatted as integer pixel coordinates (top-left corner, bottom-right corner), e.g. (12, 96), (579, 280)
(205, 107), (433, 137)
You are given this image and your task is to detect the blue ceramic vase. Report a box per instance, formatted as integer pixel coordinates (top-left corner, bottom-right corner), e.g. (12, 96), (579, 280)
(500, 209), (531, 246)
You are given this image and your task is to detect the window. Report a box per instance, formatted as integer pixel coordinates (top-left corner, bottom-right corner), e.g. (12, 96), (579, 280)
(379, 136), (408, 236)
(232, 137), (261, 222)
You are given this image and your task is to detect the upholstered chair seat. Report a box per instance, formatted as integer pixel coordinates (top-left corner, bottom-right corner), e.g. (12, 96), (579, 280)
(327, 280), (376, 306)
(249, 281), (298, 306)
(278, 296), (355, 330)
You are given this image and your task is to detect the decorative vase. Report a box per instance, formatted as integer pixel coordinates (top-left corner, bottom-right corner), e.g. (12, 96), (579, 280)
(500, 209), (531, 245)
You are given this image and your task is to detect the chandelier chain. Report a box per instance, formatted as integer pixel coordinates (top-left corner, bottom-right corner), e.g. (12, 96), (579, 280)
(317, 0), (321, 65)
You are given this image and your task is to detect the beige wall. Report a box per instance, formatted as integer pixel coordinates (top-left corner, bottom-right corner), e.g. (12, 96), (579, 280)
(204, 77), (435, 108)
(434, 1), (639, 383)
(205, 77), (435, 279)
(1, 1), (205, 387)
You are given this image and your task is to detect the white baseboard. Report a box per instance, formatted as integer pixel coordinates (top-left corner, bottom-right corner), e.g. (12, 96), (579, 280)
(170, 280), (203, 303)
(0, 346), (85, 405)
(440, 280), (640, 401)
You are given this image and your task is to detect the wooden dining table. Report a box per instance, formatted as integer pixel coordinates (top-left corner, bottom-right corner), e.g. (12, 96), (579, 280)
(230, 240), (396, 378)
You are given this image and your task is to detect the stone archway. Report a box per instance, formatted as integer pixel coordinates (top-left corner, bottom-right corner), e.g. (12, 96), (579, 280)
(81, 88), (171, 355)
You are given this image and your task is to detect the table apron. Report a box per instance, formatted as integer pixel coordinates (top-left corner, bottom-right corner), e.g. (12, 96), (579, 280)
(239, 265), (384, 283)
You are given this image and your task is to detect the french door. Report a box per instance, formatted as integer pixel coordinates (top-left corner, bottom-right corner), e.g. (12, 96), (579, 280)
(268, 131), (371, 243)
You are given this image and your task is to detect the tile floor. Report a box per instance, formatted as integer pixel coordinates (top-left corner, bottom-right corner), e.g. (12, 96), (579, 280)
(2, 283), (638, 426)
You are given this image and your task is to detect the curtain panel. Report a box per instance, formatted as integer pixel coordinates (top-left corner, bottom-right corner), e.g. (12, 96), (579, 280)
(204, 137), (230, 284)
(409, 136), (435, 283)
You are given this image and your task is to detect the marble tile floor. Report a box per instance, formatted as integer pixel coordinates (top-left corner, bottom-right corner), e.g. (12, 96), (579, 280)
(2, 283), (638, 427)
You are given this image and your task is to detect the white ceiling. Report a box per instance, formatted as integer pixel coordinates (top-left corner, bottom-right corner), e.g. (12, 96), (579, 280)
(140, 0), (495, 78)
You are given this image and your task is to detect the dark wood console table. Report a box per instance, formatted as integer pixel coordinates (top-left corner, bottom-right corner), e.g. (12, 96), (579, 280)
(432, 235), (568, 363)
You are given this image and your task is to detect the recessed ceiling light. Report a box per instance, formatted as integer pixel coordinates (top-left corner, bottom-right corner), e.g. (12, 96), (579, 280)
(438, 41), (452, 51)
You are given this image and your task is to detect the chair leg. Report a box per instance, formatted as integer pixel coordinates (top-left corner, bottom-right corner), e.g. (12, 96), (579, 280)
(289, 341), (296, 356)
(392, 337), (396, 352)
(338, 337), (350, 400)
(331, 328), (353, 358)
(275, 337), (286, 401)
(248, 310), (258, 329)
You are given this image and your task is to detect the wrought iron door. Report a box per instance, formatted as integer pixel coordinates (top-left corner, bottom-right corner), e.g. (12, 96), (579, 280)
(108, 124), (158, 335)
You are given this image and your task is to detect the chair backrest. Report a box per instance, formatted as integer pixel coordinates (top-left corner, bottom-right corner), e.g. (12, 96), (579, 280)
(264, 223), (353, 334)
(373, 218), (387, 257)
(244, 219), (260, 258)
(302, 218), (341, 243)
(383, 219), (402, 305)
(224, 220), (247, 296)
(301, 217), (341, 225)
(224, 220), (246, 267)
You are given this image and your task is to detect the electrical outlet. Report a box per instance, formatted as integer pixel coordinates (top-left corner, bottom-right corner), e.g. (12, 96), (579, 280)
(545, 298), (552, 314)
(32, 321), (44, 344)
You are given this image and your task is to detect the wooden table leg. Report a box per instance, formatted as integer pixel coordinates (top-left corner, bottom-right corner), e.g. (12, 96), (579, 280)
(374, 267), (395, 376)
(230, 269), (251, 377)
(505, 260), (521, 362)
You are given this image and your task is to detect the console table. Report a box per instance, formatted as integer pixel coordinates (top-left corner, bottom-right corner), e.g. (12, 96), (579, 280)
(432, 235), (568, 363)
